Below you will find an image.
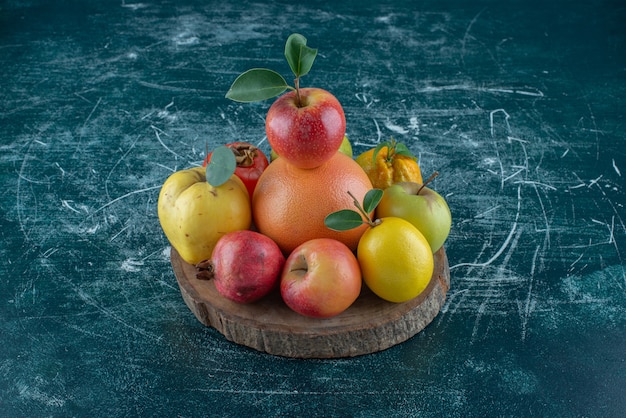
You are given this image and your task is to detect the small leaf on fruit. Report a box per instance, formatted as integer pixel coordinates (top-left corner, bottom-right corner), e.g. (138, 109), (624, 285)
(206, 145), (237, 187)
(372, 142), (386, 163)
(393, 142), (417, 160)
(362, 189), (383, 214)
(285, 33), (317, 78)
(372, 138), (417, 162)
(324, 210), (364, 231)
(225, 68), (289, 102)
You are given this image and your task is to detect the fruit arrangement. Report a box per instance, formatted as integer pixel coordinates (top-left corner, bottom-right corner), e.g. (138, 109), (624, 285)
(158, 34), (452, 321)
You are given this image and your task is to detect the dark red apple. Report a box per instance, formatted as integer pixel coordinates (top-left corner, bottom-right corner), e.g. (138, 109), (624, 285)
(265, 88), (346, 169)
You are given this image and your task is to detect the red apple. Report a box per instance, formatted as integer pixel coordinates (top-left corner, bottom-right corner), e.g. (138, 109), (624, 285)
(280, 238), (361, 318)
(266, 88), (346, 169)
(198, 230), (285, 303)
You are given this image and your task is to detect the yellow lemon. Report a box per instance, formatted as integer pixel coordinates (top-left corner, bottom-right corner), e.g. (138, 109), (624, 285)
(357, 217), (434, 303)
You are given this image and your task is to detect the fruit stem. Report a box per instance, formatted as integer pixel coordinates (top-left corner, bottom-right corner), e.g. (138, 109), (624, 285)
(294, 77), (302, 107)
(195, 259), (215, 280)
(347, 191), (377, 227)
(385, 137), (397, 163)
(417, 171), (439, 195)
(231, 143), (257, 167)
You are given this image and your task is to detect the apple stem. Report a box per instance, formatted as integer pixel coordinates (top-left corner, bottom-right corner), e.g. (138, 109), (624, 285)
(417, 171), (439, 195)
(294, 77), (302, 107)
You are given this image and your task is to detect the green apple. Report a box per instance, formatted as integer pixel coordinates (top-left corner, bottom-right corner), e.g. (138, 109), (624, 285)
(376, 180), (451, 253)
(270, 135), (352, 162)
(338, 134), (353, 158)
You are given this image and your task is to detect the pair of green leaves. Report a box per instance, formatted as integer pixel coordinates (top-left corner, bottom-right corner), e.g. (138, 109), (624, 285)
(324, 189), (384, 231)
(210, 34), (317, 184)
(225, 33), (318, 103)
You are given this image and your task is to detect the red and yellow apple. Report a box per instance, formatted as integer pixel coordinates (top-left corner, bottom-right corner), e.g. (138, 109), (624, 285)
(280, 238), (361, 318)
(266, 88), (346, 169)
(376, 181), (452, 253)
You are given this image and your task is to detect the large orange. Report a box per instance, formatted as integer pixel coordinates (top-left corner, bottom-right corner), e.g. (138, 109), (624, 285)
(252, 152), (373, 255)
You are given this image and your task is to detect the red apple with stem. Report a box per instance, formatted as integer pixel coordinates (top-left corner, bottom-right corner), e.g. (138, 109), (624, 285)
(280, 238), (362, 318)
(266, 88), (345, 169)
(225, 33), (346, 169)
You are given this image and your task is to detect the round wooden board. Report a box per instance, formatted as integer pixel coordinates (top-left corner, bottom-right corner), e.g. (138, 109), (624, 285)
(171, 247), (450, 359)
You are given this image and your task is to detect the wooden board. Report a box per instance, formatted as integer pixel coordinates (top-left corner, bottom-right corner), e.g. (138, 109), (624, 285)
(171, 247), (450, 359)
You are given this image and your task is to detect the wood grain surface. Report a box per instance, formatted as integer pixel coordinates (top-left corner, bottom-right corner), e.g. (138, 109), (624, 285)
(171, 247), (450, 358)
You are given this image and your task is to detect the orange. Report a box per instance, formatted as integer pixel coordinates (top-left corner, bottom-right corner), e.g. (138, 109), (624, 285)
(252, 152), (373, 254)
(355, 140), (423, 189)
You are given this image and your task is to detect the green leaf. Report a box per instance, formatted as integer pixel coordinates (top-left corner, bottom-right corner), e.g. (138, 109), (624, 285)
(362, 189), (383, 214)
(372, 138), (417, 162)
(206, 145), (237, 187)
(284, 33), (317, 78)
(225, 68), (289, 102)
(394, 142), (417, 160)
(324, 209), (365, 231)
(372, 142), (387, 163)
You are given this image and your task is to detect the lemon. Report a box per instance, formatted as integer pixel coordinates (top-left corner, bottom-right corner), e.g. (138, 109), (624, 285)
(357, 217), (434, 303)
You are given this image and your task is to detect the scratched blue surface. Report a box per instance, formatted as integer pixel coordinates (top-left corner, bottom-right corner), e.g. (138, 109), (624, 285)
(1, 0), (625, 417)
